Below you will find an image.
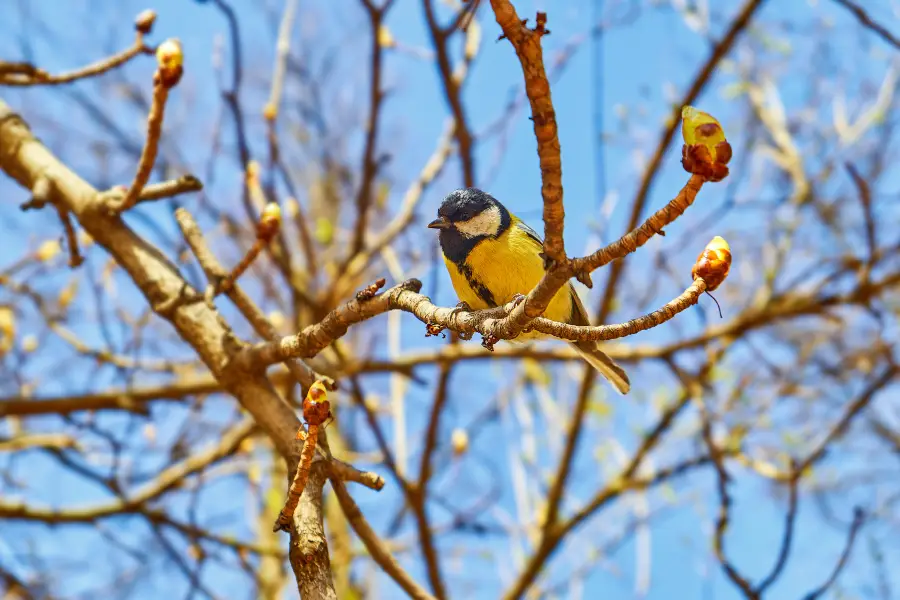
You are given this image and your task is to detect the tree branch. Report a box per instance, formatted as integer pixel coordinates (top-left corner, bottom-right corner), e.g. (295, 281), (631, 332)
(490, 2), (565, 263)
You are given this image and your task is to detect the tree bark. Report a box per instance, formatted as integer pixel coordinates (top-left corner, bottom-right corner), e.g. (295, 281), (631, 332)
(290, 462), (338, 600)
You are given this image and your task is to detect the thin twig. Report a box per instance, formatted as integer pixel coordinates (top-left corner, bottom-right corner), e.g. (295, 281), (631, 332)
(112, 41), (183, 213)
(703, 414), (756, 598)
(100, 175), (203, 205)
(423, 0), (477, 187)
(801, 508), (866, 600)
(595, 0), (767, 323)
(55, 205), (84, 268)
(755, 469), (800, 594)
(348, 0), (395, 258)
(830, 0), (900, 51)
(0, 24), (152, 86)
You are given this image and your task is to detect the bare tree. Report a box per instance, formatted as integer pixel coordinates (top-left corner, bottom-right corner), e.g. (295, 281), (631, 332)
(1, 0), (898, 599)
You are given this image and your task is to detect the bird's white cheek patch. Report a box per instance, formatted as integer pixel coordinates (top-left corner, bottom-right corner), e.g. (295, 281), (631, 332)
(455, 206), (501, 238)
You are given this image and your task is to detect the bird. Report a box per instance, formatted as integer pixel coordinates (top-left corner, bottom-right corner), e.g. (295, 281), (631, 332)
(427, 188), (630, 395)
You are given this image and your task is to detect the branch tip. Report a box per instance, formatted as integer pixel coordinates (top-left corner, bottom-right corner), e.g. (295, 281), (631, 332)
(134, 9), (157, 35)
(356, 277), (388, 301)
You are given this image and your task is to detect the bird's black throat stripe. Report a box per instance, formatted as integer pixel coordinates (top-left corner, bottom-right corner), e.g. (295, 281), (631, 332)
(456, 262), (496, 307)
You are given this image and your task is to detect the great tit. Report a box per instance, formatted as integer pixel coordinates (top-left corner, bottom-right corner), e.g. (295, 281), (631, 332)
(427, 188), (630, 395)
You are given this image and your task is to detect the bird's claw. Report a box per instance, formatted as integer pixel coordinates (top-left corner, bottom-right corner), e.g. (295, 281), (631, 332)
(510, 293), (527, 308)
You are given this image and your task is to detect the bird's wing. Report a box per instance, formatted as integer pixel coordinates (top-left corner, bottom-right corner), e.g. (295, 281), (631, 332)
(511, 218), (544, 248)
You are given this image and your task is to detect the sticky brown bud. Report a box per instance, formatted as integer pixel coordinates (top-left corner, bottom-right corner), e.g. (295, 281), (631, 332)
(681, 106), (731, 182)
(692, 236), (732, 292)
(302, 381), (332, 425)
(135, 9), (157, 35)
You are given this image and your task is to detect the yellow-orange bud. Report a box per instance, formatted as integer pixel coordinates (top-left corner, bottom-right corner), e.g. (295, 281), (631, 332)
(246, 160), (260, 179)
(155, 39), (184, 87)
(377, 24), (395, 48)
(36, 240), (61, 262)
(681, 106), (731, 182)
(302, 380), (332, 425)
(451, 428), (469, 456)
(257, 203), (282, 240)
(682, 107), (726, 156)
(307, 380), (328, 402)
(692, 236), (732, 291)
(261, 202), (282, 227)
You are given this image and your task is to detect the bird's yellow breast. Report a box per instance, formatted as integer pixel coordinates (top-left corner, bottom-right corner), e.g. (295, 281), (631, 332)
(442, 223), (576, 340)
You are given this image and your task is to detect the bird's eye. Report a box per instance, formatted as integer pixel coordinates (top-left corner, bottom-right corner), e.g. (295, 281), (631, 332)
(460, 211), (471, 220)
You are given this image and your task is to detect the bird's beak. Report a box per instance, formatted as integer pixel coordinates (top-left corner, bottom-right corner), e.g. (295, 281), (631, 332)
(427, 216), (451, 230)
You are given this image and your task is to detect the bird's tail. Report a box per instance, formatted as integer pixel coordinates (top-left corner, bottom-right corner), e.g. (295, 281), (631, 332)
(570, 341), (630, 395)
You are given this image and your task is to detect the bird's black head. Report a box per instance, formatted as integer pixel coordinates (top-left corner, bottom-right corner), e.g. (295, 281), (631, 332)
(427, 188), (511, 264)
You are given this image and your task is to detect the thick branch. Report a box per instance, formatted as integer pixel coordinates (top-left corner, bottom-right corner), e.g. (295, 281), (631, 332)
(0, 97), (334, 597)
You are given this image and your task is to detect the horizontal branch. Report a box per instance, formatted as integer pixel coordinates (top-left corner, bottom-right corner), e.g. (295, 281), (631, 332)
(0, 377), (220, 416)
(99, 175), (203, 206)
(0, 418), (254, 522)
(239, 274), (710, 370)
(0, 27), (151, 86)
(495, 279), (707, 342)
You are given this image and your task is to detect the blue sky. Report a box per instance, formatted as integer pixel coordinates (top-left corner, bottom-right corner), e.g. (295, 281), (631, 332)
(1, 0), (898, 598)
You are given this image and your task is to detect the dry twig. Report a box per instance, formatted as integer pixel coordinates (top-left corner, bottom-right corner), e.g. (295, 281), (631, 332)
(274, 382), (332, 532)
(110, 39), (184, 214)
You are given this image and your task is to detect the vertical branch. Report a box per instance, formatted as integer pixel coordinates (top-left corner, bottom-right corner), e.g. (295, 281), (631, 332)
(422, 0), (478, 187)
(289, 462), (338, 600)
(490, 2), (565, 263)
(350, 0), (396, 257)
(275, 382), (331, 532)
(112, 39), (183, 214)
(409, 364), (454, 600)
(801, 509), (866, 600)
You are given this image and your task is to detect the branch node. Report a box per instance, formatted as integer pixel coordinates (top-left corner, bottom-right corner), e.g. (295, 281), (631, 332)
(424, 323), (446, 338)
(532, 11), (550, 36)
(575, 271), (593, 289)
(356, 277), (387, 301)
(481, 333), (499, 351)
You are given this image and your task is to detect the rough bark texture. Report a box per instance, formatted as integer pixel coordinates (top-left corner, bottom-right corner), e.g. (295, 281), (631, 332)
(290, 463), (338, 600)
